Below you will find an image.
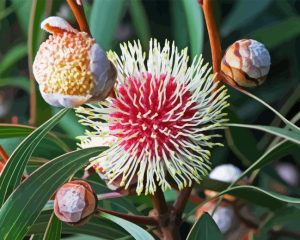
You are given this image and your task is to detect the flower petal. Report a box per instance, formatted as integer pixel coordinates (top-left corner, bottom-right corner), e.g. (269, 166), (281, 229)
(40, 85), (91, 108)
(89, 43), (116, 100)
(41, 16), (77, 34)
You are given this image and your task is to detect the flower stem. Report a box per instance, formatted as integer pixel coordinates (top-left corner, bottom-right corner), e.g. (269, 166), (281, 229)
(66, 0), (91, 35)
(96, 208), (158, 226)
(200, 0), (222, 76)
(150, 187), (168, 215)
(0, 145), (9, 162)
(150, 188), (182, 240)
(173, 185), (193, 217)
(28, 0), (37, 125)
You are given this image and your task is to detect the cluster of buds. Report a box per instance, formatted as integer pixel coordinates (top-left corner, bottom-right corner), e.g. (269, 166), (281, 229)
(54, 180), (97, 225)
(33, 17), (116, 108)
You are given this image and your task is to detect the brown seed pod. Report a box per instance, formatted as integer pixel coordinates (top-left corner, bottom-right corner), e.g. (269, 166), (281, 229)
(221, 39), (271, 88)
(54, 180), (97, 225)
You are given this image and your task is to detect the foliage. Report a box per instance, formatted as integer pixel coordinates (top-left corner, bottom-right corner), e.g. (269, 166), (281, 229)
(0, 0), (299, 239)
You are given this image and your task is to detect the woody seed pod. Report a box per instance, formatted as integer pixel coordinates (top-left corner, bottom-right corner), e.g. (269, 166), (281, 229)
(54, 180), (97, 225)
(221, 39), (271, 87)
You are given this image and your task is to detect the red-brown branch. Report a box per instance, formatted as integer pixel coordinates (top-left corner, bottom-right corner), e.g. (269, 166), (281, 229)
(200, 0), (222, 79)
(66, 0), (91, 35)
(0, 145), (9, 163)
(96, 208), (158, 226)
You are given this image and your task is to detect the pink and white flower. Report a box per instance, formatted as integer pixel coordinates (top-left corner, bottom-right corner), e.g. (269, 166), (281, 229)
(77, 39), (229, 195)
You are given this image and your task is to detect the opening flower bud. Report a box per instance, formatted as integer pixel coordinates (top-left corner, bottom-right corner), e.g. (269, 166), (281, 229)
(54, 180), (97, 225)
(33, 16), (116, 108)
(221, 39), (271, 88)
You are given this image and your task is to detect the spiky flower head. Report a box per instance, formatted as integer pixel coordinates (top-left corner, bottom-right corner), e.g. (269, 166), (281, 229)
(77, 39), (229, 195)
(33, 16), (116, 108)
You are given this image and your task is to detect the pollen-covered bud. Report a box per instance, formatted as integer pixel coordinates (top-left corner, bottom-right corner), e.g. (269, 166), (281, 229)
(205, 164), (246, 201)
(54, 180), (97, 225)
(221, 39), (271, 88)
(33, 16), (116, 108)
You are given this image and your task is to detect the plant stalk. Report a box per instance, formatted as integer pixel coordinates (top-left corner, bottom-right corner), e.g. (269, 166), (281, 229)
(96, 208), (158, 226)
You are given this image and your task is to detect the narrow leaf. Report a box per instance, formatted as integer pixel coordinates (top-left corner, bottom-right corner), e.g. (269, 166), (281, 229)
(187, 213), (223, 240)
(249, 16), (300, 49)
(100, 212), (155, 240)
(0, 109), (69, 207)
(90, 0), (126, 50)
(225, 123), (300, 145)
(43, 213), (61, 240)
(0, 77), (30, 92)
(128, 0), (150, 49)
(181, 0), (204, 57)
(0, 147), (105, 240)
(216, 185), (300, 209)
(221, 0), (271, 36)
(0, 44), (27, 76)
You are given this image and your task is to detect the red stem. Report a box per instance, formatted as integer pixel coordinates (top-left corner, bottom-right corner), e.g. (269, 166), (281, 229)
(66, 0), (91, 35)
(200, 0), (222, 79)
(96, 208), (158, 226)
(0, 145), (9, 163)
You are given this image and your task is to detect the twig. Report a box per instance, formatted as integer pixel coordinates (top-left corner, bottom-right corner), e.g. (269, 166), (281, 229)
(0, 145), (9, 162)
(96, 208), (158, 226)
(150, 187), (169, 215)
(66, 0), (91, 34)
(200, 0), (222, 76)
(28, 0), (37, 125)
(173, 185), (193, 217)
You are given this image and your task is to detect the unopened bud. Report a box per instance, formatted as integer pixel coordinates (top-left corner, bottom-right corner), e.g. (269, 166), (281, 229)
(54, 180), (97, 225)
(221, 39), (271, 88)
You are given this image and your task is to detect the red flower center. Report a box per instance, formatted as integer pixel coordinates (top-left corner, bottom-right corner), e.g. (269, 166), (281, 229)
(110, 73), (197, 160)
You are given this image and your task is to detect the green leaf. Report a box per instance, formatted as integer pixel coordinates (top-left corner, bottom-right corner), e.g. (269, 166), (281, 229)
(0, 77), (30, 92)
(0, 109), (69, 207)
(216, 185), (300, 210)
(43, 213), (61, 240)
(221, 0), (271, 36)
(225, 110), (261, 166)
(0, 44), (27, 76)
(100, 212), (155, 240)
(259, 206), (300, 235)
(90, 0), (126, 50)
(225, 123), (300, 145)
(181, 0), (204, 57)
(0, 147), (105, 240)
(128, 0), (150, 50)
(187, 213), (223, 240)
(29, 0), (47, 56)
(29, 210), (128, 239)
(0, 124), (72, 152)
(11, 0), (32, 34)
(247, 140), (297, 173)
(249, 16), (300, 49)
(53, 108), (85, 138)
(0, 5), (15, 21)
(170, 0), (189, 50)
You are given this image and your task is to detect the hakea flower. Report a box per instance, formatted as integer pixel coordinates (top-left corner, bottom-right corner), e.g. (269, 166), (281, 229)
(76, 39), (229, 195)
(33, 16), (116, 108)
